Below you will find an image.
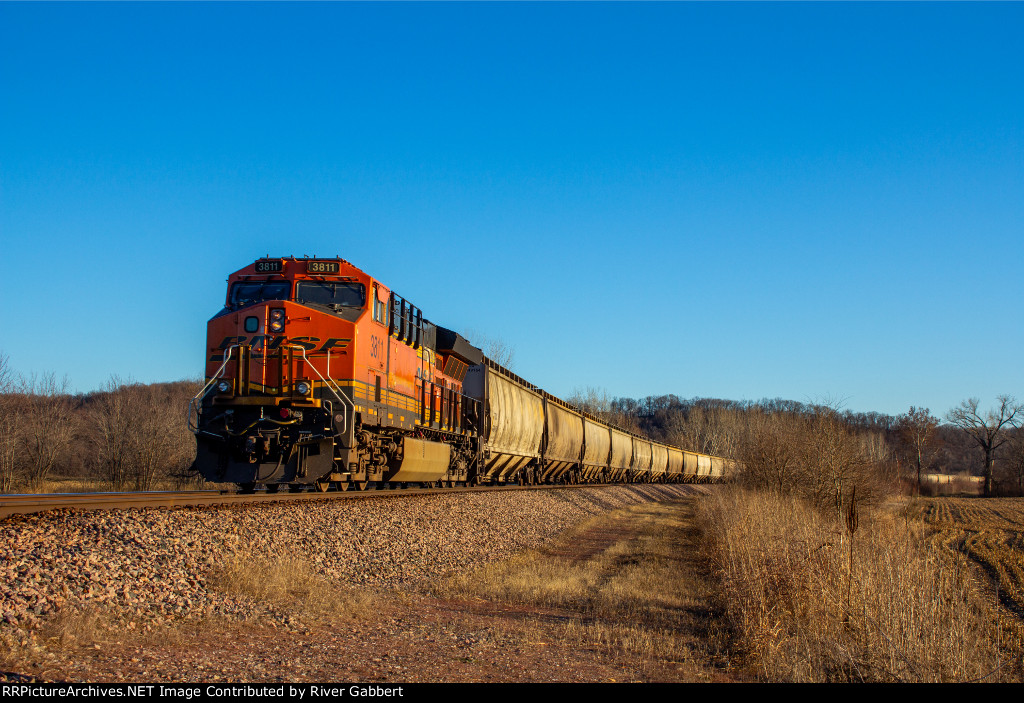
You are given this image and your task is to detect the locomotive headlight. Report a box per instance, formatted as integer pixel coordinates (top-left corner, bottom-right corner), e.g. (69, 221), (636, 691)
(268, 308), (285, 333)
(296, 381), (310, 395)
(216, 381), (231, 393)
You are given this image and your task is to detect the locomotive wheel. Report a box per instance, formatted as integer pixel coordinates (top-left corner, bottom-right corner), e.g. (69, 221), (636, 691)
(315, 481), (330, 492)
(238, 483), (256, 494)
(265, 484), (280, 493)
(353, 481), (371, 491)
(288, 483), (304, 493)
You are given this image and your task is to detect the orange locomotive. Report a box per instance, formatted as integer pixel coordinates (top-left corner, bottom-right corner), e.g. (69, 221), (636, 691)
(189, 256), (734, 490)
(189, 256), (482, 491)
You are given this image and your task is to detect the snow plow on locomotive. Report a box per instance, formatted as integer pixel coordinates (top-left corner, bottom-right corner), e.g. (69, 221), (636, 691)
(188, 256), (733, 490)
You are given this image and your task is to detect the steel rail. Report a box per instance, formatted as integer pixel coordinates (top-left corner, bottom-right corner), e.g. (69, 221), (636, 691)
(0, 482), (621, 520)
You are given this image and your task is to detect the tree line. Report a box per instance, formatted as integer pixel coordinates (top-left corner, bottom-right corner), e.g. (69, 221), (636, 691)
(568, 387), (1024, 502)
(0, 354), (201, 493)
(1, 350), (1020, 498)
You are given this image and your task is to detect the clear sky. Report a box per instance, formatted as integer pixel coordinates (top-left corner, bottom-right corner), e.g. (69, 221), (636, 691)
(1, 2), (1021, 418)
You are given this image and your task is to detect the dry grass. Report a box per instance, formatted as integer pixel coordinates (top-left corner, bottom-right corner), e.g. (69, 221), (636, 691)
(0, 606), (112, 655)
(437, 501), (731, 676)
(7, 476), (213, 494)
(700, 488), (1009, 682)
(0, 605), (117, 679)
(208, 553), (382, 623)
(36, 607), (113, 650)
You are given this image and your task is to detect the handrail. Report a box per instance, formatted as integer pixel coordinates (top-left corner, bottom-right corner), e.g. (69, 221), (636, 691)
(284, 344), (354, 434)
(187, 343), (355, 435)
(188, 344), (240, 433)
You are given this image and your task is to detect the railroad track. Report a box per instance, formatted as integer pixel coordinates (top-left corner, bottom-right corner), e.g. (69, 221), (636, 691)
(0, 482), (592, 519)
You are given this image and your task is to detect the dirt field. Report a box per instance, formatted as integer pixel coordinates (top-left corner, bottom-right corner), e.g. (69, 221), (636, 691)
(913, 497), (1024, 623)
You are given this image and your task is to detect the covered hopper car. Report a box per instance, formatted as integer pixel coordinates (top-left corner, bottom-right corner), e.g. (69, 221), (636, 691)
(188, 256), (734, 490)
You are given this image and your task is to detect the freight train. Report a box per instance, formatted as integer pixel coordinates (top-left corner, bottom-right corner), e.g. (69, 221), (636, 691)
(188, 256), (733, 490)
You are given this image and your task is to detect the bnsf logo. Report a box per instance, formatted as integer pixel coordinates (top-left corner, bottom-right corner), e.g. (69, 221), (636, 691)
(209, 336), (350, 361)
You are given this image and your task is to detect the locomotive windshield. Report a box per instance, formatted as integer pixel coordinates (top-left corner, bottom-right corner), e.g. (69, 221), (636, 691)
(229, 281), (291, 308)
(296, 281), (365, 309)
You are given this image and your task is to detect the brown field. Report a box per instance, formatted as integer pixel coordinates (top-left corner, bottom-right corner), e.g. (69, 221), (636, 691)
(911, 497), (1024, 648)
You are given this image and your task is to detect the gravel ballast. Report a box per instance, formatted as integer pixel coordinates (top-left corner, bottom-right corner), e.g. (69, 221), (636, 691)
(0, 484), (707, 634)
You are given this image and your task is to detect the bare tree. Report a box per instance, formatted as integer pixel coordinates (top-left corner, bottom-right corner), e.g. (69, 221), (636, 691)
(946, 396), (1022, 497)
(730, 398), (896, 509)
(1005, 428), (1024, 496)
(0, 354), (22, 493)
(664, 404), (727, 456)
(738, 409), (803, 494)
(159, 379), (204, 488)
(85, 378), (200, 491)
(859, 429), (899, 488)
(702, 406), (743, 457)
(566, 386), (613, 416)
(487, 339), (515, 370)
(664, 408), (701, 455)
(19, 372), (75, 491)
(0, 353), (10, 392)
(88, 376), (140, 490)
(130, 383), (180, 491)
(461, 328), (516, 370)
(800, 406), (876, 517)
(896, 406), (939, 495)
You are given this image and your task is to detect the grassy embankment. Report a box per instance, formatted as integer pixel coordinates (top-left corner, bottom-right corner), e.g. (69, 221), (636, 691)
(435, 499), (734, 680)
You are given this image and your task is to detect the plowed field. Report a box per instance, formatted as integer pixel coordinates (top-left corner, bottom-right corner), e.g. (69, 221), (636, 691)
(913, 498), (1024, 619)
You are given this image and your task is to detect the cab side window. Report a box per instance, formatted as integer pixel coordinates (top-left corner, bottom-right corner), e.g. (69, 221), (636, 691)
(372, 286), (387, 323)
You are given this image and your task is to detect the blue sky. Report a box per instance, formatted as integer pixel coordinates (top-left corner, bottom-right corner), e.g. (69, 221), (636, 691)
(1, 2), (1021, 417)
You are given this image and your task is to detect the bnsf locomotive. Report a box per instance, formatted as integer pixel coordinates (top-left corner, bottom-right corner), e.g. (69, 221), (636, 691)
(189, 256), (732, 491)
